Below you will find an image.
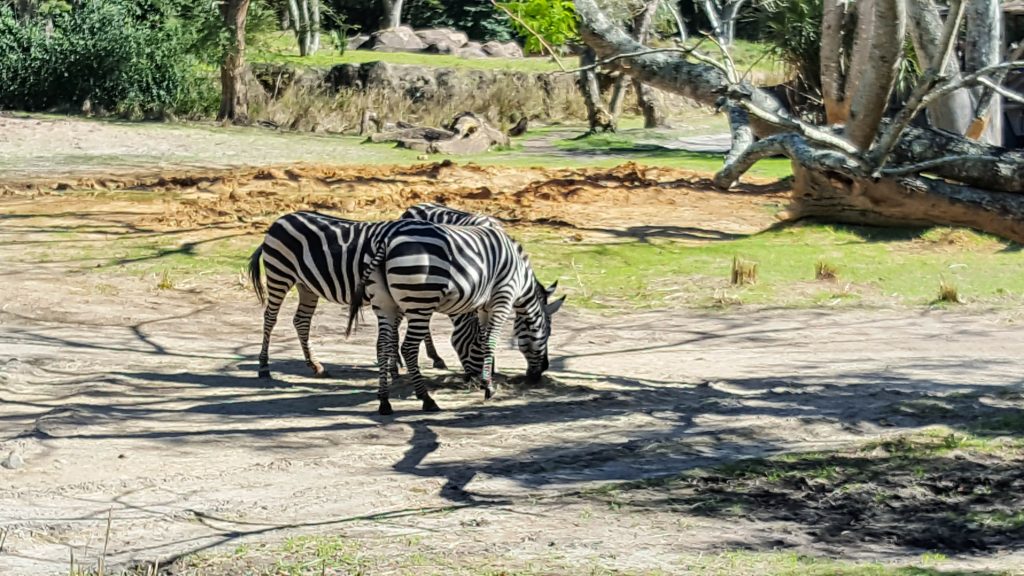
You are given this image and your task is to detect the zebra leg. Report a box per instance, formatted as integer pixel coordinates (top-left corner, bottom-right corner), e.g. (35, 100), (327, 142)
(423, 317), (448, 370)
(451, 313), (483, 385)
(374, 313), (400, 416)
(402, 314), (441, 412)
(481, 298), (514, 400)
(293, 284), (327, 377)
(258, 275), (294, 379)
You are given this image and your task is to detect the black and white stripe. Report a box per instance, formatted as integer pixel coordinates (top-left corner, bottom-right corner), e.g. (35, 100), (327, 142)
(247, 207), (498, 379)
(347, 220), (564, 415)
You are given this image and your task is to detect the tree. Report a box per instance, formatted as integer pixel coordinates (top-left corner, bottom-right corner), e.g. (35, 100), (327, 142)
(698, 0), (746, 46)
(286, 0), (320, 55)
(572, 0), (1024, 241)
(219, 0), (251, 123)
(381, 0), (403, 28)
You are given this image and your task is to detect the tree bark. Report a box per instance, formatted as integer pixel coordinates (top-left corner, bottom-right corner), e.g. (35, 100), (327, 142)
(846, 0), (906, 150)
(964, 0), (1002, 144)
(381, 0), (403, 29)
(790, 163), (1024, 242)
(219, 0), (251, 124)
(820, 0), (849, 123)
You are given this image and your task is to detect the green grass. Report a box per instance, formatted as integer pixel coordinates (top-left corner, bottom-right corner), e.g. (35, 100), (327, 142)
(524, 224), (1024, 309)
(26, 222), (1024, 311)
(681, 551), (1007, 576)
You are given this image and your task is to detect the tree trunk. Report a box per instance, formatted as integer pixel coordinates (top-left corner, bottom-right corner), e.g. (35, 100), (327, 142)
(309, 0), (321, 54)
(700, 0), (727, 45)
(790, 162), (1024, 243)
(286, 0), (307, 56)
(608, 76), (628, 118)
(906, 0), (973, 134)
(820, 0), (849, 123)
(632, 0), (668, 128)
(381, 0), (403, 29)
(964, 0), (1002, 145)
(579, 48), (614, 133)
(218, 0), (251, 124)
(721, 0), (745, 46)
(846, 0), (906, 150)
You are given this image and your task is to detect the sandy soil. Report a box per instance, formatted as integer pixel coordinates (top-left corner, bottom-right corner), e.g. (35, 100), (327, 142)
(2, 118), (1024, 575)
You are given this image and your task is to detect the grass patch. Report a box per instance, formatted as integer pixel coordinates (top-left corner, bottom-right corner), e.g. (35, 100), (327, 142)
(21, 221), (1024, 311)
(586, 428), (1024, 555)
(681, 550), (1007, 575)
(524, 224), (1024, 309)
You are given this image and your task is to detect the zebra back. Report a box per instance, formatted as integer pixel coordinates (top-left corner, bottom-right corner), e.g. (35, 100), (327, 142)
(400, 202), (501, 228)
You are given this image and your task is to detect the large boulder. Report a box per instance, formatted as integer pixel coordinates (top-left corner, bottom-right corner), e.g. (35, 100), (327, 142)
(500, 41), (524, 59)
(457, 41), (488, 59)
(347, 34), (370, 51)
(415, 28), (468, 49)
(480, 41), (509, 58)
(364, 26), (426, 52)
(424, 41), (455, 55)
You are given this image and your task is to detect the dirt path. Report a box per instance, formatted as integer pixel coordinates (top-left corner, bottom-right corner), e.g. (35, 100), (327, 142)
(2, 256), (1023, 574)
(1, 127), (1023, 573)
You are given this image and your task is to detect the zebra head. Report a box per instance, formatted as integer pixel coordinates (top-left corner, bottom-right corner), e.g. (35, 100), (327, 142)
(515, 279), (565, 384)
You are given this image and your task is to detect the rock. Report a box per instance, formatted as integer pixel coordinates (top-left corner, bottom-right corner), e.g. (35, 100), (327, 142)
(424, 41), (454, 55)
(415, 28), (468, 49)
(347, 33), (370, 51)
(481, 41), (509, 58)
(364, 26), (427, 53)
(501, 41), (524, 59)
(457, 42), (488, 59)
(2, 452), (24, 470)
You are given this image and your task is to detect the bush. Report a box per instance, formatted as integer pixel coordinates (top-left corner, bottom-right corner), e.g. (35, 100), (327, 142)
(0, 0), (209, 118)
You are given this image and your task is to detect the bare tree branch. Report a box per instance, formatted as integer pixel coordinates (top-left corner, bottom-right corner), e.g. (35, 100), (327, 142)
(881, 155), (1005, 176)
(977, 77), (1024, 105)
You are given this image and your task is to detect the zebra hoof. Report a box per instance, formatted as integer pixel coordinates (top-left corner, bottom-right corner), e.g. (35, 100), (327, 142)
(483, 386), (495, 400)
(258, 369), (271, 379)
(432, 359), (448, 370)
(422, 397), (441, 412)
(378, 399), (394, 416)
(311, 363), (328, 378)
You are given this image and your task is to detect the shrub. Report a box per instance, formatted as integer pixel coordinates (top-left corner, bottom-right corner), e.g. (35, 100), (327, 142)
(0, 0), (210, 118)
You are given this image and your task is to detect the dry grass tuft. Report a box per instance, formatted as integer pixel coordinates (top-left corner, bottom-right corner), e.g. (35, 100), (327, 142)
(815, 260), (838, 281)
(936, 278), (964, 304)
(731, 256), (758, 286)
(248, 75), (588, 135)
(156, 270), (174, 290)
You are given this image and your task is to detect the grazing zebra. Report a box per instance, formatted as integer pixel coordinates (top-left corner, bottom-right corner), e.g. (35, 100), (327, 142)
(400, 202), (502, 229)
(346, 220), (564, 415)
(247, 209), (495, 379)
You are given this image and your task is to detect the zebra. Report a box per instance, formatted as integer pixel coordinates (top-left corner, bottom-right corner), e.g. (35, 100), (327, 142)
(247, 208), (497, 380)
(346, 220), (564, 415)
(400, 202), (501, 229)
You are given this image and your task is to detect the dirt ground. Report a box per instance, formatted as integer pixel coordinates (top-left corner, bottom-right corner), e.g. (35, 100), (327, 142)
(2, 117), (1024, 575)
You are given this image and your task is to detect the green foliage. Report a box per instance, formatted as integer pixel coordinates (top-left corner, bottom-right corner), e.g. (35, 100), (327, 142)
(498, 0), (578, 54)
(0, 0), (199, 117)
(752, 0), (823, 90)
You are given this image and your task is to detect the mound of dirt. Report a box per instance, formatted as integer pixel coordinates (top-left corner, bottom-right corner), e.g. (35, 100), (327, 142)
(3, 161), (789, 236)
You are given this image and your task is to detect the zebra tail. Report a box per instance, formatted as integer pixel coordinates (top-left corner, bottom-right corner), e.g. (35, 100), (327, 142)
(248, 245), (267, 307)
(346, 240), (388, 337)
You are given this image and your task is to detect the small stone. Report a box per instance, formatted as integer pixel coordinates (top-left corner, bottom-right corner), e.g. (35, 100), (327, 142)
(3, 452), (24, 469)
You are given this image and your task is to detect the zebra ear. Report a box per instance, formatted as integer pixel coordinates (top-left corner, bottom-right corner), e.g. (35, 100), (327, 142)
(545, 295), (566, 316)
(545, 280), (558, 297)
